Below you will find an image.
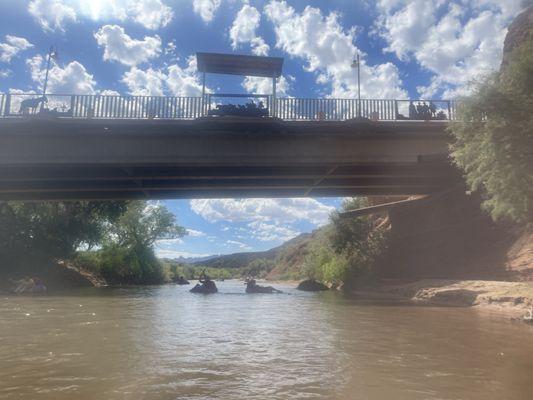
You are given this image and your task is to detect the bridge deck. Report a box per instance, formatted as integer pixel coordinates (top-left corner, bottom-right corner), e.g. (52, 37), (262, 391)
(0, 117), (461, 201)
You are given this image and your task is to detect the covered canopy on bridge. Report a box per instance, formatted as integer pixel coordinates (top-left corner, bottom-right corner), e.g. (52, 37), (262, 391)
(196, 52), (284, 116)
(196, 52), (284, 77)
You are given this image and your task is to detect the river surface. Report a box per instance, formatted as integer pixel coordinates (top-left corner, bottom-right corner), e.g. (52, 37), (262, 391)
(1, 280), (533, 400)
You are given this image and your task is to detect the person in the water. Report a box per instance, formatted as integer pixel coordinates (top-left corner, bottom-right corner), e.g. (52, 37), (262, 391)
(245, 277), (282, 294)
(190, 270), (218, 293)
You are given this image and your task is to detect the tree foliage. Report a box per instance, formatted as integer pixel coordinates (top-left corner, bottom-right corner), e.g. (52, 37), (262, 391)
(0, 201), (127, 260)
(449, 36), (533, 222)
(302, 198), (388, 288)
(107, 201), (186, 248)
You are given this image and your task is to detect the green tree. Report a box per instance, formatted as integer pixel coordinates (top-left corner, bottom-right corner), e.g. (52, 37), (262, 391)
(98, 201), (187, 285)
(108, 201), (186, 248)
(449, 36), (533, 222)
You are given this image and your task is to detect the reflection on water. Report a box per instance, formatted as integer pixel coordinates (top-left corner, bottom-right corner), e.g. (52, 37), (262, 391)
(1, 281), (533, 399)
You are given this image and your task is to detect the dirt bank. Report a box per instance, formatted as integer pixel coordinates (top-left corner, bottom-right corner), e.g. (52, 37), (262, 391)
(355, 279), (533, 323)
(0, 260), (106, 293)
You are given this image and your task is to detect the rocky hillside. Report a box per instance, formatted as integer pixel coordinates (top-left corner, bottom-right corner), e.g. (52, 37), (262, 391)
(193, 232), (312, 270)
(501, 4), (533, 68)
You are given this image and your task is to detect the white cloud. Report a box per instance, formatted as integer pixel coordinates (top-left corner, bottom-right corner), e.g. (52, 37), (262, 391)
(375, 0), (524, 98)
(122, 56), (204, 96)
(187, 229), (206, 237)
(122, 67), (165, 96)
(98, 89), (121, 96)
(226, 240), (252, 250)
(94, 25), (162, 67)
(193, 0), (221, 23)
(230, 5), (270, 56)
(166, 56), (205, 96)
(27, 54), (96, 94)
(130, 0), (173, 30)
(29, 0), (172, 31)
(28, 0), (76, 31)
(156, 238), (184, 245)
(264, 0), (407, 99)
(242, 75), (290, 96)
(190, 198), (334, 244)
(190, 198), (334, 226)
(247, 221), (299, 242)
(0, 69), (11, 78)
(0, 36), (33, 63)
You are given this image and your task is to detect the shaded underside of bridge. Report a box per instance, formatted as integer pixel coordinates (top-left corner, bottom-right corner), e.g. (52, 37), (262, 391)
(0, 117), (462, 201)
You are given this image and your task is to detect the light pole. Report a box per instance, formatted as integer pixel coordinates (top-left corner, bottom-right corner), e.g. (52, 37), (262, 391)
(41, 45), (58, 111)
(351, 53), (361, 117)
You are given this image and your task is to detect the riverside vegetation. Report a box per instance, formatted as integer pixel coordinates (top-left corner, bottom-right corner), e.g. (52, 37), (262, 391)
(0, 201), (186, 287)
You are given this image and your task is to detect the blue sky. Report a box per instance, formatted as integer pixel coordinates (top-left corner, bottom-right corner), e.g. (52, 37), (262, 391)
(0, 0), (524, 258)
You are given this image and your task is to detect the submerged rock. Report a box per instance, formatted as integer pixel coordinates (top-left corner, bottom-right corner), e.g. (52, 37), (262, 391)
(296, 279), (329, 292)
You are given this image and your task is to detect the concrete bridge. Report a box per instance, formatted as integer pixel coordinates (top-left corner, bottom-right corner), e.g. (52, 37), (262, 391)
(0, 116), (461, 201)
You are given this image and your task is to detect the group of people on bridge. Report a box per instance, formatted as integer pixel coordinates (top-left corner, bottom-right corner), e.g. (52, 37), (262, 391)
(408, 101), (447, 120)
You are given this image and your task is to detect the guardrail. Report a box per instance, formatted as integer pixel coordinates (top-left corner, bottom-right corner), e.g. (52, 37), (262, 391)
(0, 93), (457, 121)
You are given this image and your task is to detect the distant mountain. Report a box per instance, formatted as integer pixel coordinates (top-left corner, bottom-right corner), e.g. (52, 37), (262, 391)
(193, 232), (313, 270)
(164, 255), (220, 264)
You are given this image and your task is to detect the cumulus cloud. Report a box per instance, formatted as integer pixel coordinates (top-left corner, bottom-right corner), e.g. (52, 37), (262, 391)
(29, 0), (172, 31)
(0, 36), (33, 63)
(230, 4), (270, 56)
(122, 55), (204, 96)
(241, 75), (290, 96)
(191, 198), (334, 225)
(264, 0), (407, 99)
(193, 0), (221, 23)
(190, 198), (334, 242)
(130, 0), (173, 30)
(375, 0), (524, 98)
(122, 67), (165, 96)
(28, 0), (76, 31)
(94, 25), (162, 67)
(26, 54), (96, 94)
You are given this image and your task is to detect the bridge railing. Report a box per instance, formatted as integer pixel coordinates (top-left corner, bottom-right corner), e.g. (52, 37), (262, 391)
(274, 98), (456, 121)
(0, 93), (457, 121)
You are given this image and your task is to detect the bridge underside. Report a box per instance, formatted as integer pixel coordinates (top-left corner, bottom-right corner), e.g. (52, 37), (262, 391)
(0, 118), (462, 201)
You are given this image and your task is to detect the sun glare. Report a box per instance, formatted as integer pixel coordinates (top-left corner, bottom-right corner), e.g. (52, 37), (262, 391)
(74, 0), (127, 21)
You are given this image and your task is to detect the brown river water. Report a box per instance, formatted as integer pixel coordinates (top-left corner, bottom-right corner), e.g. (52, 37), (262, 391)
(1, 281), (533, 400)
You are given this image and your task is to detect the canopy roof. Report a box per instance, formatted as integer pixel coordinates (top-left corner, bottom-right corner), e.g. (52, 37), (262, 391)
(196, 52), (284, 78)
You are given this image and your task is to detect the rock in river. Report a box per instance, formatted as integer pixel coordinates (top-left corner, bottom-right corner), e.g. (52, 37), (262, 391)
(296, 279), (329, 292)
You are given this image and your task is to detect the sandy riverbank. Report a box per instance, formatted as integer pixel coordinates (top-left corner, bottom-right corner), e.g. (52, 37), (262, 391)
(353, 279), (533, 323)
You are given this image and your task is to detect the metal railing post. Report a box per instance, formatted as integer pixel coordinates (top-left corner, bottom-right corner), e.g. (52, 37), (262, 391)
(5, 94), (11, 116)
